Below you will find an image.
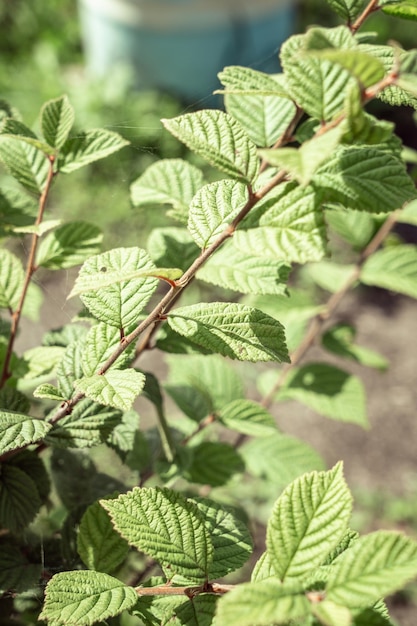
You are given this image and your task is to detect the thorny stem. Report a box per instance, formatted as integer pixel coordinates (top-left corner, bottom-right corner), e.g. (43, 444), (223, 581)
(0, 156), (56, 388)
(350, 0), (380, 34)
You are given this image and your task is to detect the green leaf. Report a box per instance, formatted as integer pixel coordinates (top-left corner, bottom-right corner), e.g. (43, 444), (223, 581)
(162, 110), (259, 183)
(168, 595), (218, 626)
(21, 345), (64, 380)
(218, 66), (296, 147)
(326, 207), (381, 250)
(218, 399), (277, 436)
(188, 179), (248, 249)
(185, 442), (244, 487)
(259, 128), (342, 186)
(326, 531), (417, 607)
(33, 383), (66, 402)
(45, 398), (122, 448)
(56, 338), (85, 400)
(13, 218), (61, 236)
(242, 433), (325, 489)
(72, 247), (158, 328)
(312, 600), (352, 626)
(235, 185), (327, 264)
(39, 570), (138, 626)
(382, 0), (417, 20)
(0, 187), (36, 237)
(193, 497), (253, 579)
(10, 450), (50, 502)
(0, 249), (24, 310)
(315, 146), (417, 212)
(322, 323), (389, 370)
(131, 159), (204, 223)
(81, 322), (133, 376)
(361, 244), (417, 298)
(101, 487), (213, 583)
(197, 243), (290, 296)
(58, 128), (129, 173)
(250, 290), (323, 352)
(167, 302), (289, 363)
(278, 363), (368, 427)
(266, 463), (352, 582)
(0, 387), (30, 413)
(0, 543), (41, 595)
(306, 260), (357, 293)
(74, 369), (145, 412)
(0, 132), (49, 194)
(165, 354), (243, 422)
(213, 579), (310, 626)
(147, 227), (199, 273)
(324, 0), (365, 21)
(280, 27), (356, 120)
(0, 463), (42, 532)
(307, 49), (385, 88)
(41, 95), (75, 150)
(0, 410), (52, 455)
(0, 118), (54, 154)
(36, 221), (103, 269)
(397, 199), (417, 226)
(77, 498), (129, 573)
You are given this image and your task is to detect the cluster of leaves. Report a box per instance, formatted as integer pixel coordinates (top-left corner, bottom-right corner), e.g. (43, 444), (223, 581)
(1, 1), (417, 625)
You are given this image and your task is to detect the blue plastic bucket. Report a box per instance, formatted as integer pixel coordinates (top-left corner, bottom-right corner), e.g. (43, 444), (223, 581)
(77, 0), (294, 102)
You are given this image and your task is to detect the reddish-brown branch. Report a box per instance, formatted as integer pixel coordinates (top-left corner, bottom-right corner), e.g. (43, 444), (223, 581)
(260, 210), (401, 410)
(134, 582), (235, 598)
(350, 0), (380, 33)
(0, 155), (56, 388)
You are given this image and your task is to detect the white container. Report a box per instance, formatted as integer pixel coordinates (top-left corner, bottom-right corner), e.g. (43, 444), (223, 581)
(78, 0), (294, 102)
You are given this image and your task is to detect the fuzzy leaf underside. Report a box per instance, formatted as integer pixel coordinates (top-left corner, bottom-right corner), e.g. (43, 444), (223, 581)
(266, 464), (352, 582)
(167, 302), (289, 363)
(39, 570), (138, 626)
(102, 487), (213, 583)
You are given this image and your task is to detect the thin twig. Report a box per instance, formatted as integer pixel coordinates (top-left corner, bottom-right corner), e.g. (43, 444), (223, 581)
(350, 0), (380, 34)
(259, 210), (401, 411)
(0, 155), (56, 388)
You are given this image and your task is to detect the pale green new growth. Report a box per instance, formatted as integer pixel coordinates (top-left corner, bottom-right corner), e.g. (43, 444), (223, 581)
(41, 95), (75, 150)
(74, 369), (145, 411)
